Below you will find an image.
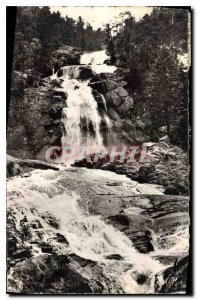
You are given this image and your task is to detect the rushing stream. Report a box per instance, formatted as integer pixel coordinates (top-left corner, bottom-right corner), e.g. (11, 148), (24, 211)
(7, 50), (189, 294)
(7, 167), (166, 294)
(53, 50), (114, 148)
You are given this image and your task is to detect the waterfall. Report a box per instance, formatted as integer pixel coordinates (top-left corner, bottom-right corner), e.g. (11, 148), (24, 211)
(80, 50), (116, 73)
(61, 76), (103, 147)
(53, 51), (116, 156)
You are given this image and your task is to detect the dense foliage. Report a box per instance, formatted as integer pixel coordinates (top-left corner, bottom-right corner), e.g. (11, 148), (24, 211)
(13, 7), (190, 150)
(105, 8), (190, 149)
(13, 6), (105, 76)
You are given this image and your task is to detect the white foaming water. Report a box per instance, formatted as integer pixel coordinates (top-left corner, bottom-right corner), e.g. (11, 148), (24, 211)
(80, 50), (117, 73)
(56, 50), (116, 150)
(61, 76), (103, 146)
(7, 168), (164, 294)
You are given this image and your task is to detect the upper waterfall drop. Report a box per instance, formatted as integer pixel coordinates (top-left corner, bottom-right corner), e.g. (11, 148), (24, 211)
(80, 50), (117, 74)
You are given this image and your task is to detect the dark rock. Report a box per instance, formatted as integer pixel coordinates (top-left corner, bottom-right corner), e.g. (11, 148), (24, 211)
(49, 106), (62, 120)
(107, 107), (121, 121)
(105, 87), (128, 107)
(111, 214), (130, 226)
(68, 253), (96, 268)
(53, 90), (67, 101)
(41, 65), (53, 78)
(92, 90), (106, 112)
(51, 95), (62, 105)
(88, 80), (119, 94)
(41, 244), (54, 254)
(137, 165), (155, 183)
(105, 254), (124, 261)
(128, 230), (154, 253)
(78, 66), (94, 80)
(105, 90), (123, 107)
(7, 236), (18, 256)
(90, 74), (102, 83)
(56, 233), (69, 244)
(41, 213), (60, 229)
(137, 274), (148, 285)
(7, 254), (92, 294)
(53, 45), (82, 70)
(7, 155), (59, 177)
(107, 213), (155, 254)
(118, 95), (134, 116)
(156, 256), (188, 294)
(7, 84), (56, 159)
(50, 79), (62, 88)
(103, 59), (111, 65)
(7, 159), (21, 177)
(12, 249), (32, 260)
(159, 135), (170, 144)
(56, 68), (63, 77)
(30, 219), (43, 229)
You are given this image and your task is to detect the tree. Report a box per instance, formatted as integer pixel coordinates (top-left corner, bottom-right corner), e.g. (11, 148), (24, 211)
(105, 24), (116, 63)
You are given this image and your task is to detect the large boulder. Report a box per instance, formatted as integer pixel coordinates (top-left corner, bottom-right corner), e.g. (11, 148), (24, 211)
(88, 80), (119, 94)
(117, 95), (134, 117)
(155, 256), (189, 294)
(107, 214), (154, 254)
(6, 155), (59, 178)
(78, 66), (94, 80)
(57, 66), (94, 80)
(52, 45), (82, 71)
(7, 254), (93, 294)
(107, 107), (121, 121)
(105, 87), (131, 109)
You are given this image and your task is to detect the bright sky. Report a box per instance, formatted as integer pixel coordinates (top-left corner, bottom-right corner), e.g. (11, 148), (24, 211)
(50, 6), (153, 29)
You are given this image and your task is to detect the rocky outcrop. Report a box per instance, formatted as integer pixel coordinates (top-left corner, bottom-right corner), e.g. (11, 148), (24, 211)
(7, 254), (93, 294)
(7, 76), (67, 160)
(88, 72), (149, 145)
(57, 65), (94, 80)
(6, 155), (59, 177)
(89, 73), (133, 117)
(107, 214), (154, 254)
(155, 256), (189, 294)
(7, 166), (190, 294)
(52, 45), (82, 72)
(98, 142), (189, 196)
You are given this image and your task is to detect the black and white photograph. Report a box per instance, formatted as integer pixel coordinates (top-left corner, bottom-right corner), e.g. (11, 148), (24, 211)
(6, 5), (191, 295)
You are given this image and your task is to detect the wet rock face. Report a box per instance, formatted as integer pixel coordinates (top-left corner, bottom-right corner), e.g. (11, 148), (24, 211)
(105, 254), (124, 261)
(78, 66), (94, 80)
(89, 74), (133, 118)
(7, 76), (67, 160)
(107, 214), (155, 254)
(6, 155), (59, 178)
(7, 254), (93, 294)
(155, 256), (189, 294)
(99, 142), (189, 196)
(88, 71), (146, 144)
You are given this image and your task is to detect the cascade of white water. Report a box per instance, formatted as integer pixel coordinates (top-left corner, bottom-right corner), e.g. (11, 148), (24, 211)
(80, 50), (116, 74)
(56, 51), (115, 149)
(7, 168), (165, 294)
(61, 77), (103, 146)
